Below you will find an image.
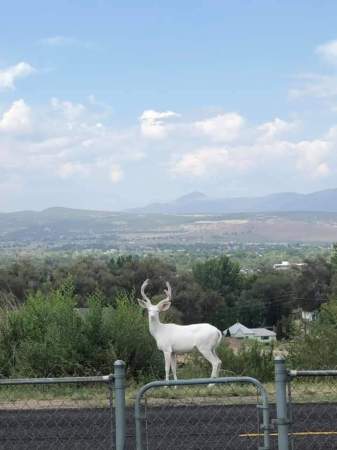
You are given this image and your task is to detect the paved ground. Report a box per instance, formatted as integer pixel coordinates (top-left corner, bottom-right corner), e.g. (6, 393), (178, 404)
(0, 403), (336, 449)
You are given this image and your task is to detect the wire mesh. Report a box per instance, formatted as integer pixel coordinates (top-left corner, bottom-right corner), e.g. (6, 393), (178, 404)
(0, 379), (114, 450)
(137, 381), (267, 450)
(288, 374), (337, 450)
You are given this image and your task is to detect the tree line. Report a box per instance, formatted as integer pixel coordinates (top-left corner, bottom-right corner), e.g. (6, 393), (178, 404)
(0, 247), (337, 378)
(1, 247), (337, 336)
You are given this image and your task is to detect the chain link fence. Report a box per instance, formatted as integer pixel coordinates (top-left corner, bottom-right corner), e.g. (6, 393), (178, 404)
(0, 375), (115, 450)
(287, 370), (337, 450)
(135, 377), (271, 450)
(4, 359), (337, 449)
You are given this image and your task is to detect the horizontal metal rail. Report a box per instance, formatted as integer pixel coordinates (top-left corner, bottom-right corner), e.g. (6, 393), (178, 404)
(289, 370), (337, 378)
(0, 374), (113, 385)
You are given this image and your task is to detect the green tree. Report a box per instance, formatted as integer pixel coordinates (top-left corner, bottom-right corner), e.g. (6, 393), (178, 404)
(294, 256), (331, 312)
(193, 255), (242, 300)
(289, 296), (337, 369)
(239, 269), (296, 337)
(329, 243), (337, 297)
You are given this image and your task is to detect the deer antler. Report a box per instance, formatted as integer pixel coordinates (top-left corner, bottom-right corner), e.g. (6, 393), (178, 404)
(163, 281), (172, 302)
(140, 279), (151, 304)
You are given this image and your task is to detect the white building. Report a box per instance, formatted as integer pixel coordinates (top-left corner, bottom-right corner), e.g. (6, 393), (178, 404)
(273, 261), (306, 271)
(301, 310), (316, 321)
(223, 322), (276, 343)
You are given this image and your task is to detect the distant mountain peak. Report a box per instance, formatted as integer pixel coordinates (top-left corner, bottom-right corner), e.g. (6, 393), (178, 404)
(175, 192), (207, 204)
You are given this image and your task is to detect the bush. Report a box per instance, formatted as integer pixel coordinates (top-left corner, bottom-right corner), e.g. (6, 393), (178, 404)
(287, 296), (337, 370)
(106, 292), (163, 381)
(0, 284), (163, 380)
(184, 340), (275, 382)
(288, 297), (337, 370)
(0, 282), (84, 377)
(78, 291), (116, 375)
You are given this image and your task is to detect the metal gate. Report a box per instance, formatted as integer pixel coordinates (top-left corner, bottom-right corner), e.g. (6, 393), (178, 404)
(135, 377), (271, 450)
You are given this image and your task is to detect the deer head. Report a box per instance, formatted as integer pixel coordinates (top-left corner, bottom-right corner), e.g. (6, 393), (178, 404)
(138, 279), (172, 318)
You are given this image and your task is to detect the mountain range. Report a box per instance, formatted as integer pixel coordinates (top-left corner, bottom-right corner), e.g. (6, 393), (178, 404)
(130, 188), (337, 214)
(2, 189), (337, 247)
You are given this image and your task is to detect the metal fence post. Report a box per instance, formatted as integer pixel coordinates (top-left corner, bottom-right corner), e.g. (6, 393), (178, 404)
(114, 360), (126, 450)
(275, 357), (290, 450)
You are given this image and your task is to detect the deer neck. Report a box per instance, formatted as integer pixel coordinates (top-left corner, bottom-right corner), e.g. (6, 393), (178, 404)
(148, 313), (163, 338)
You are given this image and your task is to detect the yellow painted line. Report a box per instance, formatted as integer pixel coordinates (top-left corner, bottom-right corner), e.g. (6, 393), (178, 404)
(240, 431), (337, 437)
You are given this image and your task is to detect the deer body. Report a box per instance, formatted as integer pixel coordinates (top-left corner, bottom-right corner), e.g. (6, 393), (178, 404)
(150, 322), (221, 353)
(138, 280), (222, 381)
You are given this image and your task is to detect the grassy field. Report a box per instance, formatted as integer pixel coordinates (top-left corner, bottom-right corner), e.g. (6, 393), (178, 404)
(0, 378), (336, 409)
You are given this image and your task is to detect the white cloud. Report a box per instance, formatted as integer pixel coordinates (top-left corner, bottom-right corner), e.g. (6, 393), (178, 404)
(316, 40), (337, 64)
(194, 113), (244, 142)
(289, 40), (337, 99)
(0, 97), (144, 186)
(171, 133), (334, 182)
(51, 97), (86, 121)
(0, 100), (32, 133)
(139, 110), (180, 139)
(39, 36), (93, 49)
(0, 62), (35, 90)
(258, 117), (296, 141)
(110, 165), (124, 183)
(2, 95), (337, 208)
(294, 139), (331, 177)
(40, 36), (79, 46)
(289, 74), (337, 99)
(57, 162), (90, 178)
(172, 146), (251, 177)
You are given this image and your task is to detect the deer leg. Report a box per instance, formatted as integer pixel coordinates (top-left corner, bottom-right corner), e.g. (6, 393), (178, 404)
(163, 351), (171, 382)
(171, 353), (178, 381)
(197, 347), (219, 379)
(211, 349), (222, 377)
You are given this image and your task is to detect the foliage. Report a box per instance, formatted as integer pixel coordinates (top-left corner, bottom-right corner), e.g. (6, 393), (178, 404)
(79, 290), (116, 374)
(288, 295), (337, 369)
(106, 292), (163, 380)
(240, 270), (296, 338)
(188, 340), (275, 382)
(193, 255), (242, 299)
(294, 256), (331, 312)
(0, 247), (337, 350)
(219, 341), (275, 382)
(0, 281), (84, 377)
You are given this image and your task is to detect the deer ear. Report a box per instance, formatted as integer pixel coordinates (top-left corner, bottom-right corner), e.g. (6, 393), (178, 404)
(137, 298), (148, 309)
(158, 301), (171, 312)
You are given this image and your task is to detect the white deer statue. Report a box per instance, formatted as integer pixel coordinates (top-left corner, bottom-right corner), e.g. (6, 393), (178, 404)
(138, 279), (222, 382)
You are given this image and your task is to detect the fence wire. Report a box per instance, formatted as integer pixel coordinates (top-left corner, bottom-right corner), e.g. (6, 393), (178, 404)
(0, 378), (114, 450)
(136, 381), (269, 450)
(288, 374), (337, 450)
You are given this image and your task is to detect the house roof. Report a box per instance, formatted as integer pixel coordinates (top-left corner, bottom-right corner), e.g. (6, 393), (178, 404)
(250, 328), (276, 337)
(223, 322), (276, 337)
(224, 322), (255, 336)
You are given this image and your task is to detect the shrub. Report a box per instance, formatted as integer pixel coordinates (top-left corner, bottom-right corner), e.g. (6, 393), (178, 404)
(106, 292), (163, 381)
(184, 340), (275, 382)
(0, 282), (84, 377)
(288, 297), (337, 370)
(79, 290), (116, 375)
(0, 283), (164, 380)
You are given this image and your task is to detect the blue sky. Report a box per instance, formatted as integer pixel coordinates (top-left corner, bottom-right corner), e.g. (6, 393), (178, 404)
(1, 1), (337, 211)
